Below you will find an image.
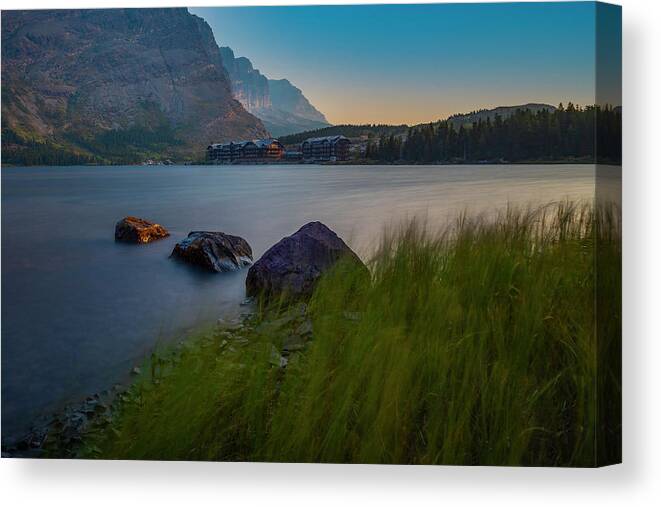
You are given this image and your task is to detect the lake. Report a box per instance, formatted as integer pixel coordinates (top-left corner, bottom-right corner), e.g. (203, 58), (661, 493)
(1, 163), (604, 440)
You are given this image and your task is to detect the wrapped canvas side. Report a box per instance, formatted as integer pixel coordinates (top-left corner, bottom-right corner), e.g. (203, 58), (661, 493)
(595, 1), (622, 467)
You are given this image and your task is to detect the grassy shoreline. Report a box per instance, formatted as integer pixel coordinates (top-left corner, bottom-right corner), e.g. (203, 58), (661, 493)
(67, 202), (621, 465)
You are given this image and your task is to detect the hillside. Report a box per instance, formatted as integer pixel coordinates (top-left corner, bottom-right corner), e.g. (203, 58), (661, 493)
(368, 103), (621, 164)
(278, 105), (558, 145)
(1, 8), (268, 165)
(447, 103), (557, 129)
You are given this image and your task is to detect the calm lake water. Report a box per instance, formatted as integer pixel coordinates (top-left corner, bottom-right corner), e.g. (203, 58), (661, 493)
(2, 163), (602, 439)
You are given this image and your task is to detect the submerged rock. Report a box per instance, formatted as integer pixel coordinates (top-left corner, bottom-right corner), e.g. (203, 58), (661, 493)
(246, 221), (367, 301)
(114, 216), (169, 243)
(171, 231), (253, 272)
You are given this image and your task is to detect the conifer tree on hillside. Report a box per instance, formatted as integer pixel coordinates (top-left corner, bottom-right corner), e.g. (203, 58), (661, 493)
(366, 104), (621, 164)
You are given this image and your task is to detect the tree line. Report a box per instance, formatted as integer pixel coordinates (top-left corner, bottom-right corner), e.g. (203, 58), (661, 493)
(2, 129), (98, 166)
(366, 104), (621, 164)
(2, 123), (181, 166)
(279, 124), (408, 145)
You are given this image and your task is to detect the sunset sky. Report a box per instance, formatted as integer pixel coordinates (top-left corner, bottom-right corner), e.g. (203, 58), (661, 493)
(191, 2), (621, 125)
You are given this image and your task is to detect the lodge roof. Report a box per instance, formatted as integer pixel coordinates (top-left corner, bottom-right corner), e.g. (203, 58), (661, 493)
(253, 138), (283, 148)
(302, 135), (350, 144)
(208, 138), (283, 150)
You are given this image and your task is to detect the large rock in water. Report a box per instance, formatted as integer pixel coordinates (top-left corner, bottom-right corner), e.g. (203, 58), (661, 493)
(115, 216), (169, 243)
(246, 222), (366, 301)
(171, 232), (252, 272)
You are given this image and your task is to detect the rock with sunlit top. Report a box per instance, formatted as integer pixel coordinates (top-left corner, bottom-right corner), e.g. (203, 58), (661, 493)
(114, 216), (170, 244)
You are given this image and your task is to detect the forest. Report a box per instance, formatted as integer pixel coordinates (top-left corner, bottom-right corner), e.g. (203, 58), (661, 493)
(1, 128), (98, 166)
(279, 124), (408, 145)
(366, 104), (622, 164)
(2, 104), (622, 166)
(1, 123), (181, 166)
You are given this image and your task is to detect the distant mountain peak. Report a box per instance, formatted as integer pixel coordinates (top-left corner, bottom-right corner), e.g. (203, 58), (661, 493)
(219, 47), (330, 137)
(271, 78), (292, 86)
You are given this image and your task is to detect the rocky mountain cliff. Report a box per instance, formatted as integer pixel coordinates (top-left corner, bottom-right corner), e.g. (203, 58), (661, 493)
(219, 47), (330, 137)
(1, 8), (268, 164)
(218, 47), (271, 111)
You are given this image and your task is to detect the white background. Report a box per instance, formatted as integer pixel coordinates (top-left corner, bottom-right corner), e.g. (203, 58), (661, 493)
(0, 0), (659, 505)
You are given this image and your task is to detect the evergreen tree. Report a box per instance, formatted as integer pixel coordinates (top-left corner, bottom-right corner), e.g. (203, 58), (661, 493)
(364, 104), (621, 164)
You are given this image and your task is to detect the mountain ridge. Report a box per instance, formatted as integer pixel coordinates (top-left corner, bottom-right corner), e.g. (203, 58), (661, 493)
(447, 103), (557, 129)
(219, 46), (330, 137)
(279, 103), (560, 145)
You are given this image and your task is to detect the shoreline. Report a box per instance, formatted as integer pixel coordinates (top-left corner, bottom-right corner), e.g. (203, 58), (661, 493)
(3, 202), (621, 464)
(1, 309), (255, 458)
(1, 160), (622, 169)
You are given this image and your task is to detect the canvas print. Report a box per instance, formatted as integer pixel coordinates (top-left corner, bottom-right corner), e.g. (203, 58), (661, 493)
(1, 2), (621, 466)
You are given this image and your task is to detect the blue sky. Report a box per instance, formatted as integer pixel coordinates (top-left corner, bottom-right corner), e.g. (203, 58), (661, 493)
(190, 2), (620, 125)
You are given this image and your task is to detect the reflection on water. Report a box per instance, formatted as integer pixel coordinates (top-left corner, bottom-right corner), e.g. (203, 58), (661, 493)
(1, 163), (606, 438)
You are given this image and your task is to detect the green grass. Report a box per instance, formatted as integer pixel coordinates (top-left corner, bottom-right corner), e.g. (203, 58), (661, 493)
(86, 202), (621, 466)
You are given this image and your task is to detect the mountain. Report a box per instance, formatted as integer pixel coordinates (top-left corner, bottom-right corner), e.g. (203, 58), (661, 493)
(1, 8), (268, 164)
(264, 79), (330, 134)
(218, 47), (271, 111)
(219, 47), (330, 137)
(280, 104), (560, 146)
(447, 103), (557, 129)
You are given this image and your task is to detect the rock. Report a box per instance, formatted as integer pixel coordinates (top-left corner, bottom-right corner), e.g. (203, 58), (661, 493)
(232, 336), (250, 346)
(295, 319), (313, 338)
(342, 311), (363, 322)
(217, 316), (243, 330)
(282, 334), (307, 355)
(115, 216), (169, 244)
(171, 232), (253, 272)
(254, 307), (304, 335)
(246, 222), (367, 301)
(269, 345), (288, 368)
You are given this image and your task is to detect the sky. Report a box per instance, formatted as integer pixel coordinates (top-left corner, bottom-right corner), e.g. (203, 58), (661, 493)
(190, 2), (621, 125)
